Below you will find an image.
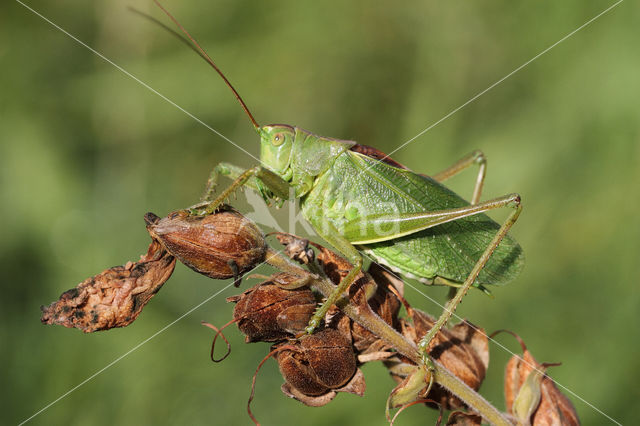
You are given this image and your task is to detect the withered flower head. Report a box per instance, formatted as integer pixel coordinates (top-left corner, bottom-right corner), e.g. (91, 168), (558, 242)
(386, 310), (489, 411)
(145, 207), (267, 280)
(276, 328), (364, 406)
(41, 238), (176, 332)
(228, 274), (316, 342)
(501, 331), (580, 426)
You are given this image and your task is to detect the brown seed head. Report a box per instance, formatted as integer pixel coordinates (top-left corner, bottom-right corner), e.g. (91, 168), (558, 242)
(146, 208), (266, 280)
(276, 328), (360, 404)
(228, 275), (316, 342)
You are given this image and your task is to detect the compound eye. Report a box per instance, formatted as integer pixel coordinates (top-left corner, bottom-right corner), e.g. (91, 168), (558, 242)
(273, 132), (285, 146)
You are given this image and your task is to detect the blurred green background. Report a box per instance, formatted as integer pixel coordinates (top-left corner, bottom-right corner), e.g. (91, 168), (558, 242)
(2, 0), (638, 424)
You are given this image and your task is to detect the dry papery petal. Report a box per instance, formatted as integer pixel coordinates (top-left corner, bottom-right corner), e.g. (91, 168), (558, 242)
(386, 310), (489, 411)
(227, 274), (316, 342)
(41, 239), (175, 332)
(500, 331), (580, 426)
(276, 328), (361, 404)
(146, 207), (266, 280)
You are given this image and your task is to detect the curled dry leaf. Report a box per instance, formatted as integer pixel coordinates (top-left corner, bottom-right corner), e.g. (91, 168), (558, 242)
(146, 208), (267, 280)
(502, 331), (580, 426)
(41, 238), (175, 332)
(276, 328), (360, 404)
(386, 310), (489, 411)
(228, 274), (316, 342)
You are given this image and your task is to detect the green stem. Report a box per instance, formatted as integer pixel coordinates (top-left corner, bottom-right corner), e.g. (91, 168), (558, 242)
(265, 249), (511, 425)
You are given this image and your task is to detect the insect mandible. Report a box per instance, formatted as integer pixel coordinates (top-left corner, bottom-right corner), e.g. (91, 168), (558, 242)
(153, 1), (524, 359)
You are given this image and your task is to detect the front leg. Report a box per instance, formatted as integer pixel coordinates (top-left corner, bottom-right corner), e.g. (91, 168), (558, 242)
(196, 162), (291, 214)
(201, 162), (254, 202)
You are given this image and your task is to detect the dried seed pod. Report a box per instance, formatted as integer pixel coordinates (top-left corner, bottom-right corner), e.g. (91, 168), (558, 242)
(350, 263), (402, 353)
(145, 207), (266, 280)
(311, 245), (404, 356)
(41, 239), (175, 332)
(279, 236), (404, 356)
(501, 331), (580, 426)
(276, 328), (361, 405)
(299, 328), (357, 389)
(446, 411), (482, 425)
(228, 274), (316, 342)
(386, 310), (489, 410)
(280, 369), (365, 407)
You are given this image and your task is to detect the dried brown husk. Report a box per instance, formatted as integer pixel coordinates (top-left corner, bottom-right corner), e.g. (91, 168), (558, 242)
(503, 331), (580, 425)
(228, 274), (316, 342)
(351, 263), (403, 352)
(276, 328), (362, 406)
(146, 208), (266, 280)
(446, 411), (482, 425)
(41, 239), (175, 332)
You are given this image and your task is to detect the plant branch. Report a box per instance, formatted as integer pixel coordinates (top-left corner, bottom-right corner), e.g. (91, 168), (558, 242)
(265, 249), (511, 426)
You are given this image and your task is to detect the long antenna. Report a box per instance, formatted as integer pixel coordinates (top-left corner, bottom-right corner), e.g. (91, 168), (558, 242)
(128, 7), (209, 63)
(153, 0), (260, 129)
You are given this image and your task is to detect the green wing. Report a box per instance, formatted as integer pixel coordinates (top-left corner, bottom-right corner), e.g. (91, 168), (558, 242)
(303, 151), (524, 285)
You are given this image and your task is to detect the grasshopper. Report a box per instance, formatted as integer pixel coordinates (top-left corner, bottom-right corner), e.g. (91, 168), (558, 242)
(154, 1), (523, 359)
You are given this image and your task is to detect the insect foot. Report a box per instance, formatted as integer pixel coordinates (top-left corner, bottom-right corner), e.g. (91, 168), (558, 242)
(146, 207), (267, 281)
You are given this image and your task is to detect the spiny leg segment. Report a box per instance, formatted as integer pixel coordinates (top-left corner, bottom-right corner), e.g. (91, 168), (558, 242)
(418, 193), (522, 358)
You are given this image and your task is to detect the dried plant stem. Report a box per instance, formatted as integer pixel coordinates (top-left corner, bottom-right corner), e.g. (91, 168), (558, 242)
(265, 249), (511, 426)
